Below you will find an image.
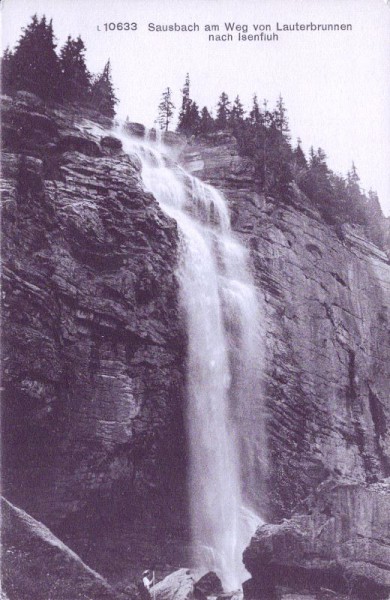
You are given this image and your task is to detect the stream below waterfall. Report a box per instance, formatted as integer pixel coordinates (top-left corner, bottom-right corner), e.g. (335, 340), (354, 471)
(116, 128), (264, 590)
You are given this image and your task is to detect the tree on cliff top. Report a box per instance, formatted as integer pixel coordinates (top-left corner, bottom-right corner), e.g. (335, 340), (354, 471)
(177, 74), (201, 135)
(274, 94), (290, 136)
(293, 139), (307, 170)
(2, 14), (119, 117)
(198, 106), (214, 134)
(90, 60), (118, 118)
(1, 47), (14, 95)
(6, 14), (61, 100)
(59, 36), (91, 102)
(229, 95), (245, 125)
(157, 87), (175, 131)
(216, 92), (231, 129)
(178, 73), (190, 118)
(249, 94), (262, 126)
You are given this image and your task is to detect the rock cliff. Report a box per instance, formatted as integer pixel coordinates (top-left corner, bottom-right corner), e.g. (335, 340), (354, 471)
(181, 133), (390, 517)
(180, 133), (390, 597)
(2, 98), (389, 596)
(1, 94), (188, 577)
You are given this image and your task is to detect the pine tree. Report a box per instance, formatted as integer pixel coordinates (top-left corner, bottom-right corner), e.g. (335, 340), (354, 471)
(188, 101), (201, 134)
(59, 35), (91, 102)
(365, 189), (385, 248)
(249, 94), (262, 126)
(274, 94), (289, 136)
(1, 47), (14, 95)
(90, 59), (118, 117)
(8, 14), (61, 100)
(157, 87), (175, 131)
(177, 73), (191, 133)
(262, 98), (273, 127)
(293, 139), (307, 169)
(347, 162), (360, 190)
(176, 74), (201, 135)
(346, 162), (367, 225)
(229, 95), (245, 125)
(198, 106), (214, 133)
(216, 92), (231, 129)
(181, 73), (190, 114)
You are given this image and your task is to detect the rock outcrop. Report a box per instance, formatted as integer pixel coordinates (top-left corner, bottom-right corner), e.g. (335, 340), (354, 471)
(194, 571), (224, 598)
(180, 134), (390, 596)
(243, 481), (390, 599)
(181, 133), (390, 517)
(1, 95), (187, 576)
(1, 496), (123, 600)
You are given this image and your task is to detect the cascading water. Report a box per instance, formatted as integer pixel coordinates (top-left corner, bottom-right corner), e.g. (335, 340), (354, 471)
(117, 129), (264, 590)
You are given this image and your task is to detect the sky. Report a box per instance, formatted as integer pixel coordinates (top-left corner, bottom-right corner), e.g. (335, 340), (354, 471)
(2, 0), (390, 215)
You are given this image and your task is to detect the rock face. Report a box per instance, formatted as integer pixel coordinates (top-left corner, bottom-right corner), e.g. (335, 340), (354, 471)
(181, 134), (390, 516)
(180, 134), (390, 595)
(243, 481), (390, 599)
(2, 97), (390, 595)
(1, 496), (123, 600)
(1, 96), (187, 574)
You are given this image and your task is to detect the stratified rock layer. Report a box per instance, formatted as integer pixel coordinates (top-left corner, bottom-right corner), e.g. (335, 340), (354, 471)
(181, 134), (390, 517)
(1, 96), (187, 574)
(181, 134), (390, 597)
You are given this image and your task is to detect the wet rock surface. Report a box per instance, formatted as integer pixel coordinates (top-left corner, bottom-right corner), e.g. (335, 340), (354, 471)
(2, 99), (390, 596)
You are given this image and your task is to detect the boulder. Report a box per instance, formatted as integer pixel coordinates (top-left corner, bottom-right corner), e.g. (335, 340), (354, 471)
(194, 571), (223, 598)
(124, 122), (146, 138)
(15, 90), (44, 108)
(150, 568), (195, 600)
(1, 497), (123, 600)
(101, 135), (123, 152)
(243, 481), (390, 599)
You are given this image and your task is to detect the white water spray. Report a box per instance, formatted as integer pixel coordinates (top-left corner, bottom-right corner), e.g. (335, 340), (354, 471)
(117, 130), (264, 590)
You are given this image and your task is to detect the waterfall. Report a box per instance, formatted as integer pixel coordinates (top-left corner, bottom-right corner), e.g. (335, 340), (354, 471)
(117, 130), (264, 590)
